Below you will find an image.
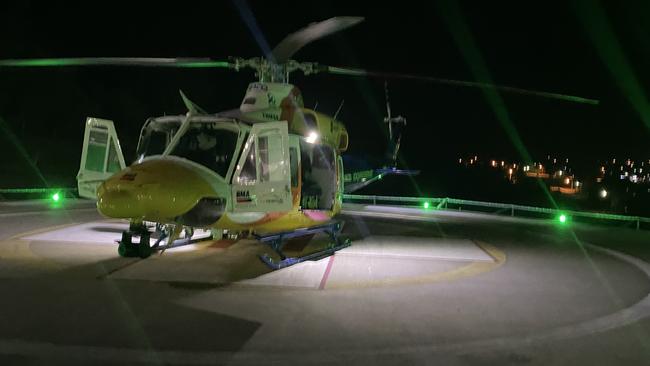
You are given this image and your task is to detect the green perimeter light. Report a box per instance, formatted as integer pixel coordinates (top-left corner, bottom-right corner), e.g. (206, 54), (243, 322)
(423, 202), (431, 209)
(558, 213), (567, 224)
(51, 192), (61, 202)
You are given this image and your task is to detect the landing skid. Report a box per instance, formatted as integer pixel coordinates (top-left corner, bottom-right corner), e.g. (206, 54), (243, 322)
(117, 224), (197, 258)
(255, 220), (351, 270)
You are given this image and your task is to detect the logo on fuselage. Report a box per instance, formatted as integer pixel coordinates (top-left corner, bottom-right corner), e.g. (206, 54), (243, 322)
(267, 93), (277, 107)
(120, 173), (137, 181)
(236, 190), (253, 203)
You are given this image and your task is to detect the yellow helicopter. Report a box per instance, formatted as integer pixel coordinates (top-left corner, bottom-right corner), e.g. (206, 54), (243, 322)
(0, 17), (599, 268)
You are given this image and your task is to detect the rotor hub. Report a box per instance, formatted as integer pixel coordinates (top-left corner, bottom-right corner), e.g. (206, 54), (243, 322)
(231, 57), (325, 83)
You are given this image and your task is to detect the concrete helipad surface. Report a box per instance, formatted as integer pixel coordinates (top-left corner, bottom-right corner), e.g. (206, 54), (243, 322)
(339, 235), (493, 261)
(23, 221), (129, 243)
(0, 199), (650, 365)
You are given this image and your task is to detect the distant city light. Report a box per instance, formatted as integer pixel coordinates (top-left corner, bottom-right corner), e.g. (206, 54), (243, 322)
(459, 156), (649, 193)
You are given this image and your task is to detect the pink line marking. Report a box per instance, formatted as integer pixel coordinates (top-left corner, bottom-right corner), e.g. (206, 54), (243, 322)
(318, 255), (336, 290)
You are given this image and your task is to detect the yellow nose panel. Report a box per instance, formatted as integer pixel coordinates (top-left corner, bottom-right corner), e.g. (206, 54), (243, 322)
(97, 159), (217, 222)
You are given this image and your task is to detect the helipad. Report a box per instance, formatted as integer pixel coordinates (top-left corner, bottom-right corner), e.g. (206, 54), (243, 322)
(0, 200), (649, 365)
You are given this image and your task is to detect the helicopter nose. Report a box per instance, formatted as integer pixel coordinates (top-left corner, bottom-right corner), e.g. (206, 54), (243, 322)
(97, 159), (226, 225)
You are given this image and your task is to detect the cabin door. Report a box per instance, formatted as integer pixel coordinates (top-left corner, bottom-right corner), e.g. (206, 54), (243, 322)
(232, 122), (292, 212)
(76, 117), (126, 199)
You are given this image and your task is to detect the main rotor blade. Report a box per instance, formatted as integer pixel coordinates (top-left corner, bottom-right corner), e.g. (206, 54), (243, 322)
(0, 57), (234, 68)
(272, 17), (364, 63)
(326, 66), (600, 105)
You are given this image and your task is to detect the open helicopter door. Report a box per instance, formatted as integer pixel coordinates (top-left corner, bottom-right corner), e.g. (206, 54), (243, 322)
(76, 117), (126, 199)
(232, 121), (292, 212)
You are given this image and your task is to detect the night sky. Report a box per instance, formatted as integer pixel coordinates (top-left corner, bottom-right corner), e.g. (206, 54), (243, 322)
(1, 1), (649, 190)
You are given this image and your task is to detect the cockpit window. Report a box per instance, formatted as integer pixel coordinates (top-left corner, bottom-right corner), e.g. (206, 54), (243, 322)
(136, 119), (181, 161)
(243, 97), (256, 105)
(169, 122), (239, 177)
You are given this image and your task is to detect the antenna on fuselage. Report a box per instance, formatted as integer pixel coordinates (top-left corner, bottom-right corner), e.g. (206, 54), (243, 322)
(333, 99), (345, 120)
(179, 90), (208, 115)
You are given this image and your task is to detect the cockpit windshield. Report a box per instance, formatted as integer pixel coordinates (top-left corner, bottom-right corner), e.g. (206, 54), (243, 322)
(135, 119), (181, 161)
(169, 122), (239, 178)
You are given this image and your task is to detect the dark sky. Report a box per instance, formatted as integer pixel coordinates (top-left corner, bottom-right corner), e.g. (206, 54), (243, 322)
(1, 0), (649, 187)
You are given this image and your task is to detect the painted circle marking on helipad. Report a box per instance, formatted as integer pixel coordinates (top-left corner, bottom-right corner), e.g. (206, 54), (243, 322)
(323, 241), (506, 290)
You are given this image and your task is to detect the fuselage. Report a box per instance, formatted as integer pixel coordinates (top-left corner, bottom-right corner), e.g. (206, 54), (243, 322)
(96, 82), (348, 235)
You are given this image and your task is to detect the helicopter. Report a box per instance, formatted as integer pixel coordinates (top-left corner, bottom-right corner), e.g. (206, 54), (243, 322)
(0, 17), (599, 269)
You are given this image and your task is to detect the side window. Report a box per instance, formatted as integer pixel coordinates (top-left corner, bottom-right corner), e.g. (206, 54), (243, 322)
(106, 137), (122, 173)
(304, 113), (317, 129)
(258, 136), (269, 182)
(289, 147), (298, 188)
(85, 129), (108, 172)
(313, 144), (334, 170)
(238, 141), (256, 184)
(258, 133), (284, 182)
